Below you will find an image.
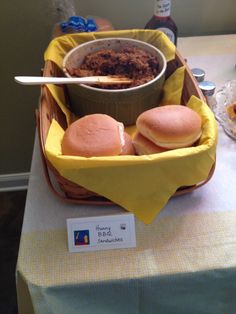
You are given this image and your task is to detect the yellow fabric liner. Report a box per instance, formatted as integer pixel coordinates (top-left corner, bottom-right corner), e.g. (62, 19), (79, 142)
(45, 29), (176, 66)
(45, 96), (217, 224)
(43, 29), (217, 224)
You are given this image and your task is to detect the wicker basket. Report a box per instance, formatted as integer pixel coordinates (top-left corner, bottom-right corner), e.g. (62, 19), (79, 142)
(36, 48), (215, 205)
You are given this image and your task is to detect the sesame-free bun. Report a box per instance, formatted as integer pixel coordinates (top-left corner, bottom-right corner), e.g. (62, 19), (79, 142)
(120, 132), (135, 155)
(61, 114), (124, 157)
(136, 105), (202, 149)
(133, 132), (169, 155)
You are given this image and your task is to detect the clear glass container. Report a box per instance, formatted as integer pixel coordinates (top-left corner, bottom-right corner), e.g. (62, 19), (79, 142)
(212, 79), (236, 140)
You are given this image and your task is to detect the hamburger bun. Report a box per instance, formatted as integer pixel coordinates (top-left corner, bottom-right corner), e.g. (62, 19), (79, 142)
(136, 105), (202, 149)
(61, 114), (124, 157)
(133, 132), (170, 155)
(120, 132), (135, 155)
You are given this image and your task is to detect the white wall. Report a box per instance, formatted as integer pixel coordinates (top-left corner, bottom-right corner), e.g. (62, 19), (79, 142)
(74, 0), (236, 36)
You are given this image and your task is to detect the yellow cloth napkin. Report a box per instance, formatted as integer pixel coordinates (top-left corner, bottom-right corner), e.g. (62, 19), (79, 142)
(45, 29), (176, 66)
(43, 29), (217, 224)
(45, 95), (217, 224)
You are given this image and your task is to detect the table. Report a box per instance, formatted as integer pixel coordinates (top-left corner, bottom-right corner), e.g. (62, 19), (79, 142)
(17, 35), (236, 314)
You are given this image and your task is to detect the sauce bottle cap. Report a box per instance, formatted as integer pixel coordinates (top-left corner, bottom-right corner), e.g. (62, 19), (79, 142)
(191, 68), (205, 82)
(198, 80), (216, 96)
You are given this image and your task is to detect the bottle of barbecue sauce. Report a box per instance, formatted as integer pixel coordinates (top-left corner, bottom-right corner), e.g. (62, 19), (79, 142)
(145, 0), (178, 46)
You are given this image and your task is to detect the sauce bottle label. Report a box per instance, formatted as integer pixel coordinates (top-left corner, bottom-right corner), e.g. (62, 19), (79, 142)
(154, 0), (171, 17)
(158, 27), (175, 43)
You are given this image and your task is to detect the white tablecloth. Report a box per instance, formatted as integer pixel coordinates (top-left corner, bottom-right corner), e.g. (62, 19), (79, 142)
(17, 35), (236, 314)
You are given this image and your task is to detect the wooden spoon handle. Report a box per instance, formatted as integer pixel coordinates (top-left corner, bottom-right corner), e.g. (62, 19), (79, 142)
(14, 76), (132, 85)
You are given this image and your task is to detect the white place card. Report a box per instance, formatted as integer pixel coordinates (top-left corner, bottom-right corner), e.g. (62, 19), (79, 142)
(67, 213), (136, 253)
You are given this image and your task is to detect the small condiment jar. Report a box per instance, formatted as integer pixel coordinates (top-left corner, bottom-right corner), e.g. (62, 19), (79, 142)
(191, 68), (205, 82)
(198, 80), (216, 108)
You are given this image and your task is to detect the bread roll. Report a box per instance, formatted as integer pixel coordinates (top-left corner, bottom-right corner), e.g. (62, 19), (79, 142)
(136, 105), (202, 149)
(133, 132), (169, 155)
(61, 114), (124, 157)
(120, 132), (135, 155)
